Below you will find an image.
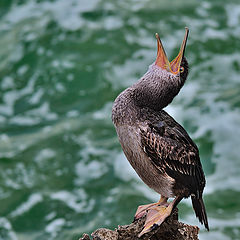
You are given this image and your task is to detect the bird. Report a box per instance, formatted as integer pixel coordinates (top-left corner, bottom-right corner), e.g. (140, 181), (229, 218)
(111, 27), (209, 237)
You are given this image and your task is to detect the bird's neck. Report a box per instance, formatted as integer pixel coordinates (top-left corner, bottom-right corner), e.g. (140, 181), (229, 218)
(132, 66), (180, 111)
(112, 65), (181, 125)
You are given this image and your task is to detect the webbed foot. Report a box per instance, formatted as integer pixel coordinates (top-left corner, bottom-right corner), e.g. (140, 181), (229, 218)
(138, 196), (183, 237)
(134, 196), (168, 221)
(138, 204), (172, 237)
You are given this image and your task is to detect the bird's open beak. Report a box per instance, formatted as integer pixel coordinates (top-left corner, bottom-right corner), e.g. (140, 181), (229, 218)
(155, 27), (189, 74)
(155, 33), (171, 72)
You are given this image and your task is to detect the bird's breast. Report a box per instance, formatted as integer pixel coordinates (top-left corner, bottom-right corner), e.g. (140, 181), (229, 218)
(115, 124), (175, 197)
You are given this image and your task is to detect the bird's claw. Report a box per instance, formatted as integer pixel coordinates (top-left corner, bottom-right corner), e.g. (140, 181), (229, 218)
(134, 203), (157, 221)
(134, 200), (168, 221)
(138, 205), (172, 237)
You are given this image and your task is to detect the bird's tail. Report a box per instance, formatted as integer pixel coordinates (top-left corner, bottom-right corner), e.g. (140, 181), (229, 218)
(191, 195), (209, 231)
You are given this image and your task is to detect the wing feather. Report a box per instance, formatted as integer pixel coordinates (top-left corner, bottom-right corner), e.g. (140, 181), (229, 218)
(140, 118), (205, 197)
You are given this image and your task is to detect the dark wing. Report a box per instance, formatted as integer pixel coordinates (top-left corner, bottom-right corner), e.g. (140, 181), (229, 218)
(140, 112), (206, 198)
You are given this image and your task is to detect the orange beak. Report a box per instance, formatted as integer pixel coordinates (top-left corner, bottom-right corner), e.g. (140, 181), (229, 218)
(155, 27), (189, 74)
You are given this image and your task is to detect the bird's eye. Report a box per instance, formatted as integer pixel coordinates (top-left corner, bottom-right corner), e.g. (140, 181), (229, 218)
(180, 66), (184, 73)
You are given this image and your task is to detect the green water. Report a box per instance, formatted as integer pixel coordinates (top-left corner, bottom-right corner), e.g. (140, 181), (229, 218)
(0, 0), (240, 239)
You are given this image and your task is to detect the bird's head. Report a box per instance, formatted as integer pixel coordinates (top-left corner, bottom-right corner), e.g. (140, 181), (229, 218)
(154, 27), (189, 85)
(133, 28), (189, 110)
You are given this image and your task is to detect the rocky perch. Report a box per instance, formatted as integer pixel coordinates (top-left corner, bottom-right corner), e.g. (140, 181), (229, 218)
(80, 208), (199, 240)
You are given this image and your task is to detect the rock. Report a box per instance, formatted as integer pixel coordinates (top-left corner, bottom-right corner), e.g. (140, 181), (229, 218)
(79, 208), (199, 240)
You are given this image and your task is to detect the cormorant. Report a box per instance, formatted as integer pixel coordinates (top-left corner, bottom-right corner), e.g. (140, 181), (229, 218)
(112, 28), (209, 237)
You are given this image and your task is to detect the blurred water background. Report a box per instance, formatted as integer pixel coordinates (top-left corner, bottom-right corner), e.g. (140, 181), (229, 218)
(0, 0), (240, 239)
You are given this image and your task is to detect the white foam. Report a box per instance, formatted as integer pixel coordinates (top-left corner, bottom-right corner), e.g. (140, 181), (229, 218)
(10, 193), (43, 218)
(45, 218), (66, 237)
(29, 88), (44, 105)
(26, 102), (58, 121)
(10, 116), (40, 126)
(75, 160), (108, 185)
(66, 110), (79, 118)
(106, 49), (153, 89)
(0, 218), (17, 240)
(1, 76), (14, 90)
(183, 212), (240, 240)
(50, 190), (94, 213)
(17, 65), (29, 76)
(35, 148), (56, 163)
(2, 0), (98, 31)
(103, 16), (123, 30)
(92, 102), (112, 120)
(200, 231), (231, 240)
(114, 152), (139, 181)
(45, 212), (57, 221)
(226, 4), (240, 27)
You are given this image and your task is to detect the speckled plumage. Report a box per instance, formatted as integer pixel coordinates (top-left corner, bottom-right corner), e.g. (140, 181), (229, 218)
(112, 38), (209, 231)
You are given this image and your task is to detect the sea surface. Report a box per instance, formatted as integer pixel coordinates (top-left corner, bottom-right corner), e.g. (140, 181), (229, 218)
(0, 0), (240, 239)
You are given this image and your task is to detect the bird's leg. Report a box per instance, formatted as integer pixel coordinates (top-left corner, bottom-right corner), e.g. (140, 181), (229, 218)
(158, 195), (168, 205)
(138, 196), (183, 237)
(134, 196), (168, 221)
